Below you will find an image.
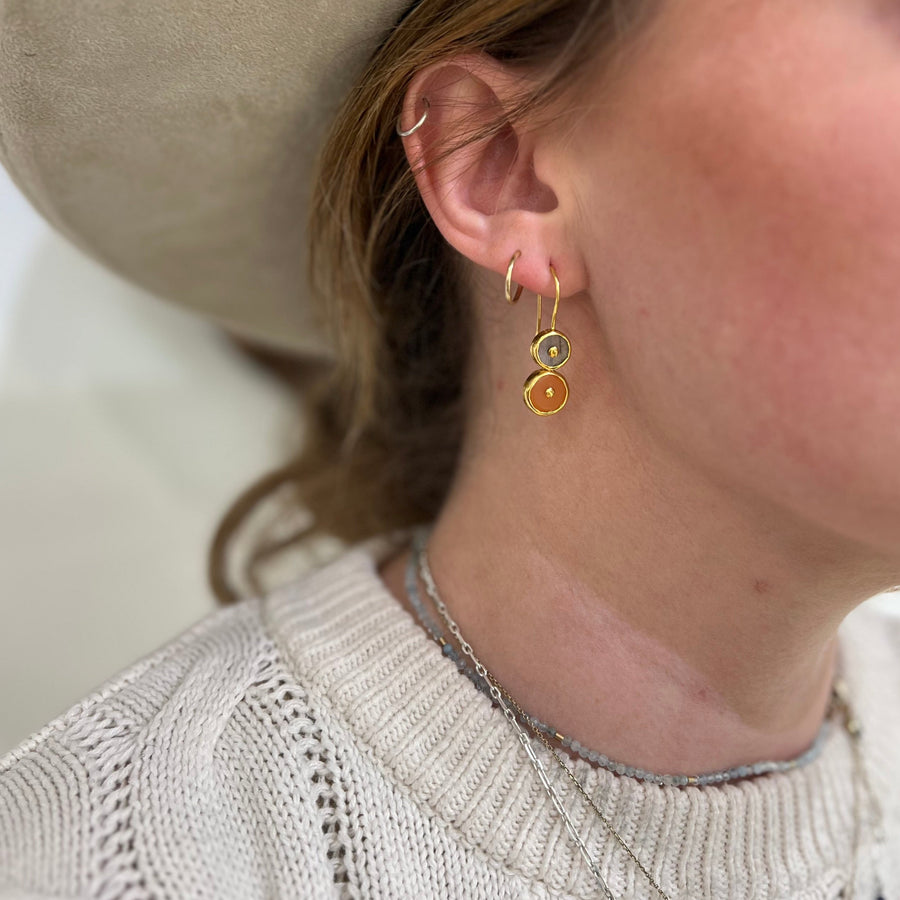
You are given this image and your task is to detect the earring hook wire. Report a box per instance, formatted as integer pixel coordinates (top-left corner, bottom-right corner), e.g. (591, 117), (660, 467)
(535, 264), (561, 335)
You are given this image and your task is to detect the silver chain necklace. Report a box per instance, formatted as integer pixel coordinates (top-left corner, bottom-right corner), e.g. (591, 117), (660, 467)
(405, 534), (832, 787)
(404, 523), (885, 899)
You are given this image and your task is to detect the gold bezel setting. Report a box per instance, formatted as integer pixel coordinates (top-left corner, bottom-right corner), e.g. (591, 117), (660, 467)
(523, 370), (569, 416)
(530, 329), (571, 370)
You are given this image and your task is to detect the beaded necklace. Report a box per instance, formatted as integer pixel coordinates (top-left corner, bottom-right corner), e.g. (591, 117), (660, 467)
(404, 525), (832, 787)
(402, 522), (887, 899)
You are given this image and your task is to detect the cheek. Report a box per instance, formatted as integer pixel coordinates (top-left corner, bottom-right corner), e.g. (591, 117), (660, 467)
(699, 104), (900, 477)
(582, 7), (900, 545)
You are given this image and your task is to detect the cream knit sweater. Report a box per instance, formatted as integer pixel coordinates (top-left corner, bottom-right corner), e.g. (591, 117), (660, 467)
(1, 529), (898, 900)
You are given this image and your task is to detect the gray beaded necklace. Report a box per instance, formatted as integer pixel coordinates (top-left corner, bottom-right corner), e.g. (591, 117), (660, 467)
(404, 523), (834, 789)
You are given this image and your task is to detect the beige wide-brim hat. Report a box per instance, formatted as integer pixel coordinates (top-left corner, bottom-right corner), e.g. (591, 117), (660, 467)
(0, 0), (413, 360)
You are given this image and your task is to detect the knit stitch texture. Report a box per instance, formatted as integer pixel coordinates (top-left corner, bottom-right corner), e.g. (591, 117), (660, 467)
(1, 528), (898, 899)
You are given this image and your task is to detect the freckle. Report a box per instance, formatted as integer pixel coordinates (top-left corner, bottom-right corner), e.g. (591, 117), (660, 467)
(754, 579), (770, 594)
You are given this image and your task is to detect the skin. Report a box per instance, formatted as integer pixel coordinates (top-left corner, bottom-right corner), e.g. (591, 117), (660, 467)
(379, 0), (900, 773)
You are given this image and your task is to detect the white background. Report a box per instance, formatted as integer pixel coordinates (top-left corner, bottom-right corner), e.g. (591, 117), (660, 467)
(0, 166), (304, 755)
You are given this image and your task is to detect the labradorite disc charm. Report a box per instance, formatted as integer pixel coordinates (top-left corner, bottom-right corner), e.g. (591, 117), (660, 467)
(530, 330), (571, 370)
(523, 369), (569, 415)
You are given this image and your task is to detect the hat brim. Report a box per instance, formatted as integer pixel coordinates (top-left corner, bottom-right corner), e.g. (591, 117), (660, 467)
(0, 0), (410, 359)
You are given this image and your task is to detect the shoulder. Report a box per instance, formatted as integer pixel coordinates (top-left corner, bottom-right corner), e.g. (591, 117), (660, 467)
(838, 598), (900, 718)
(0, 600), (279, 898)
(0, 598), (272, 773)
(837, 598), (900, 824)
(839, 596), (900, 671)
(0, 535), (407, 900)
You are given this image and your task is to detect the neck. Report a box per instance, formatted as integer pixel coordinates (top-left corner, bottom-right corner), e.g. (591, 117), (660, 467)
(379, 395), (896, 775)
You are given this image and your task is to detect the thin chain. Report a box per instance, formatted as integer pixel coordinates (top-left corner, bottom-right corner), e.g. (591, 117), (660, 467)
(413, 539), (614, 895)
(830, 681), (887, 900)
(415, 534), (664, 899)
(501, 692), (617, 899)
(407, 523), (883, 900)
(405, 536), (832, 788)
(496, 676), (669, 899)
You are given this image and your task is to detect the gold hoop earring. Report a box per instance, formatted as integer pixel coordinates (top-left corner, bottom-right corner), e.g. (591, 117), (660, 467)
(522, 264), (571, 416)
(505, 250), (524, 304)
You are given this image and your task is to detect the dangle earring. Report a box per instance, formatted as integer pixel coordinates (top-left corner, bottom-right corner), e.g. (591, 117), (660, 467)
(506, 250), (572, 416)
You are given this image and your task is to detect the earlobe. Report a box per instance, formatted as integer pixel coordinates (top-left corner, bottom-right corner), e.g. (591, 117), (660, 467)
(398, 53), (587, 299)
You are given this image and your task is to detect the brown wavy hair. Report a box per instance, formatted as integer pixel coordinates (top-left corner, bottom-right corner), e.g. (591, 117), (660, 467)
(208, 0), (656, 605)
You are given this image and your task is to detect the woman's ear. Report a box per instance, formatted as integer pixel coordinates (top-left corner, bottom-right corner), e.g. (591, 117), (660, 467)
(398, 53), (588, 299)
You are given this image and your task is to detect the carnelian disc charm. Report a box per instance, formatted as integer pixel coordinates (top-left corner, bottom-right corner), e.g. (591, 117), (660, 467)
(523, 370), (569, 416)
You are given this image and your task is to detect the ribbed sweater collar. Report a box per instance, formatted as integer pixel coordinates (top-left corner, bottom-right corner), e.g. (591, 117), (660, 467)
(262, 529), (895, 899)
